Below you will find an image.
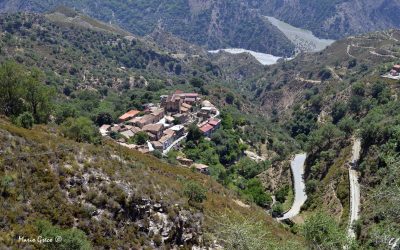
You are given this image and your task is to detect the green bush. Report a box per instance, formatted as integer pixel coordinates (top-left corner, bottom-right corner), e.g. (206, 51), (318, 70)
(183, 181), (207, 204)
(16, 112), (34, 129)
(61, 117), (101, 144)
(302, 212), (350, 249)
(133, 131), (149, 145)
(35, 220), (92, 250)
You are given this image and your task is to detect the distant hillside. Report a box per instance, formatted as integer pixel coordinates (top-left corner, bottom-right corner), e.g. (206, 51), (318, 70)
(254, 0), (400, 39)
(245, 29), (400, 248)
(252, 29), (400, 116)
(0, 0), (295, 56)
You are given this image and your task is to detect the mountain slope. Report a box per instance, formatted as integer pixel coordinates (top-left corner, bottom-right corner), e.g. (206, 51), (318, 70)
(245, 29), (400, 248)
(255, 0), (400, 39)
(0, 0), (295, 56)
(0, 118), (304, 248)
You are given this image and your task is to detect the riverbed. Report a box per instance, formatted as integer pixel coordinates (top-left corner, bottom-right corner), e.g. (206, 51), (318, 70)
(265, 16), (335, 52)
(208, 48), (283, 65)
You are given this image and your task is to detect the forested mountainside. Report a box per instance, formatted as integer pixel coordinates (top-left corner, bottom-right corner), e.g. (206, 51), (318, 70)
(243, 29), (400, 249)
(0, 0), (295, 56)
(1, 1), (400, 249)
(253, 0), (400, 40)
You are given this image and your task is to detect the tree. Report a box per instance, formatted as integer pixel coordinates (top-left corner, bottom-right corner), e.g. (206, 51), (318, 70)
(95, 112), (113, 126)
(61, 117), (101, 144)
(225, 92), (235, 104)
(302, 211), (350, 250)
(275, 185), (289, 203)
(351, 82), (365, 96)
(187, 123), (203, 142)
(242, 179), (271, 207)
(24, 68), (53, 123)
(0, 62), (52, 123)
(235, 158), (269, 179)
(133, 131), (149, 145)
(221, 113), (233, 130)
(331, 102), (347, 124)
(183, 181), (207, 203)
(338, 117), (356, 136)
(190, 77), (204, 88)
(16, 112), (34, 129)
(0, 61), (25, 116)
(271, 202), (284, 217)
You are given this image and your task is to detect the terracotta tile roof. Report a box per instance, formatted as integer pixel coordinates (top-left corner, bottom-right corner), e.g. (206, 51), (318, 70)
(152, 141), (163, 148)
(184, 93), (199, 97)
(199, 124), (213, 133)
(143, 124), (163, 133)
(159, 134), (173, 143)
(130, 127), (141, 133)
(151, 109), (164, 116)
(120, 130), (134, 138)
(208, 118), (221, 127)
(100, 124), (111, 130)
(181, 103), (192, 109)
(164, 129), (175, 136)
(139, 114), (155, 124)
(119, 110), (140, 121)
(192, 163), (209, 170)
(184, 97), (196, 102)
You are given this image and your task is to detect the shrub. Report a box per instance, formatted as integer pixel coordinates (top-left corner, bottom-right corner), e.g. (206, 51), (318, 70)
(275, 185), (289, 203)
(302, 211), (349, 249)
(35, 220), (92, 250)
(183, 181), (207, 204)
(61, 117), (101, 144)
(133, 131), (149, 145)
(16, 112), (34, 129)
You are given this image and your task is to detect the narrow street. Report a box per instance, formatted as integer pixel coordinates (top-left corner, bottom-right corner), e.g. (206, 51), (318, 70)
(278, 153), (307, 221)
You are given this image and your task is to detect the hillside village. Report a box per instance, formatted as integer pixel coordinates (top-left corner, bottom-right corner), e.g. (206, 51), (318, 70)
(99, 90), (220, 172)
(382, 64), (400, 80)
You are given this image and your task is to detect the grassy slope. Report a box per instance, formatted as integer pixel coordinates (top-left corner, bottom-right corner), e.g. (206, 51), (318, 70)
(0, 118), (304, 248)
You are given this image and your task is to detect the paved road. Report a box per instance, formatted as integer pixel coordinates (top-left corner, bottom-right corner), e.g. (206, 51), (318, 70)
(278, 153), (308, 220)
(348, 138), (361, 238)
(162, 133), (188, 155)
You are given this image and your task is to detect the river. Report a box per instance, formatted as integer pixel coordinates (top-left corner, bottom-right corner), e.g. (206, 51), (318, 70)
(208, 48), (283, 66)
(208, 17), (334, 66)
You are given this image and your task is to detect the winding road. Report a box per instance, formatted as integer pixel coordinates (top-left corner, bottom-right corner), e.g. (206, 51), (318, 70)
(278, 153), (308, 220)
(348, 138), (361, 238)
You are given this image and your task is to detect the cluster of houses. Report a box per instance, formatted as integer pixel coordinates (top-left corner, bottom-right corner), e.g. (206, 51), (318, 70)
(383, 64), (400, 80)
(99, 90), (221, 158)
(389, 65), (400, 77)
